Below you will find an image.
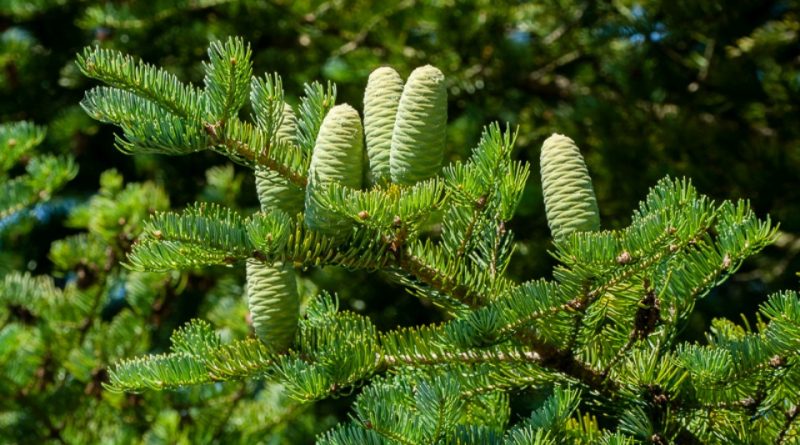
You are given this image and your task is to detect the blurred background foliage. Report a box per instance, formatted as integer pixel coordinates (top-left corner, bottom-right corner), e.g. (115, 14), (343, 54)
(1, 0), (798, 442)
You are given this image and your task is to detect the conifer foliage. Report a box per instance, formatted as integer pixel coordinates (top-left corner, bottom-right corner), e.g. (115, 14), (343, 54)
(76, 38), (797, 444)
(1, 164), (321, 443)
(0, 121), (77, 223)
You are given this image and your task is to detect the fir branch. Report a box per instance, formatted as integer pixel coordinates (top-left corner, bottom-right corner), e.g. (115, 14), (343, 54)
(396, 246), (485, 308)
(296, 80), (337, 155)
(516, 387), (581, 432)
(381, 315), (614, 395)
(282, 220), (392, 270)
(106, 352), (213, 392)
(364, 419), (417, 445)
(504, 428), (556, 445)
(81, 87), (209, 155)
(600, 285), (662, 378)
(76, 46), (205, 117)
(317, 179), (445, 234)
(125, 203), (290, 271)
(204, 338), (276, 380)
(456, 362), (558, 399)
(396, 240), (516, 308)
(128, 210), (394, 274)
(203, 37), (252, 122)
(0, 121), (46, 173)
(464, 279), (570, 342)
(442, 123), (521, 212)
(250, 72), (286, 141)
(536, 347), (614, 393)
(416, 377), (464, 443)
(318, 424), (384, 445)
(554, 180), (720, 363)
(208, 118), (308, 188)
(442, 123), (527, 259)
(106, 334), (277, 392)
(78, 43), (313, 188)
(0, 155), (78, 220)
(381, 269), (473, 314)
(485, 219), (508, 279)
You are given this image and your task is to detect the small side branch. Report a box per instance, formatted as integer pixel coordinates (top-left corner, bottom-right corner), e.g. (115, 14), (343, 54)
(397, 250), (485, 308)
(205, 122), (308, 188)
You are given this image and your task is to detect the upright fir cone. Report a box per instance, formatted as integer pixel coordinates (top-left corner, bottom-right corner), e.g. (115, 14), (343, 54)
(364, 66), (404, 185)
(245, 259), (299, 352)
(304, 104), (364, 239)
(390, 65), (447, 185)
(540, 133), (600, 240)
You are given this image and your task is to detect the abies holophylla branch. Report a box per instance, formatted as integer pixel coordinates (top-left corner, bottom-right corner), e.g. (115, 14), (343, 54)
(252, 64), (448, 350)
(77, 37), (796, 444)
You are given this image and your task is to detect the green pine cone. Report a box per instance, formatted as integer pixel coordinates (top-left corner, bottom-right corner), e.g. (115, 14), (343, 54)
(245, 260), (299, 352)
(539, 133), (601, 240)
(255, 103), (303, 215)
(390, 65), (447, 185)
(304, 104), (364, 238)
(364, 66), (404, 185)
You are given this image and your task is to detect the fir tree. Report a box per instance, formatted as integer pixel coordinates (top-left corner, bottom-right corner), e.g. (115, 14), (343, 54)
(72, 37), (800, 444)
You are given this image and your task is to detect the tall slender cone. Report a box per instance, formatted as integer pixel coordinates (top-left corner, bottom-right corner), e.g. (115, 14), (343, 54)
(255, 103), (304, 215)
(245, 259), (299, 352)
(249, 102), (301, 352)
(364, 67), (404, 185)
(540, 133), (601, 240)
(304, 104), (364, 238)
(390, 65), (447, 185)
